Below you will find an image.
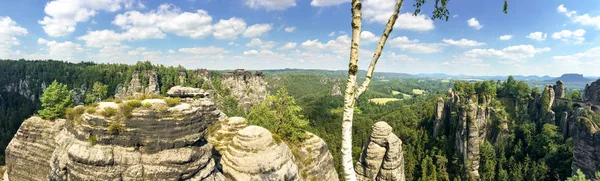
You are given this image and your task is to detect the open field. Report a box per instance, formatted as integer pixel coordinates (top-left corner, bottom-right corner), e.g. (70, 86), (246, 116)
(412, 89), (425, 95)
(369, 98), (400, 105)
(392, 90), (401, 95)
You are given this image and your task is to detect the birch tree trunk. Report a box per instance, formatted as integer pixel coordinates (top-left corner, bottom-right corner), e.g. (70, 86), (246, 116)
(342, 0), (404, 180)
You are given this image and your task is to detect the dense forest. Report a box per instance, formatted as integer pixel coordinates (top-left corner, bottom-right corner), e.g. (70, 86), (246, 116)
(0, 60), (596, 180)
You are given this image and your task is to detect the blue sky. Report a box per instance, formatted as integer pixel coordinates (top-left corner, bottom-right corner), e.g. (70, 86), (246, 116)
(1, 0), (600, 76)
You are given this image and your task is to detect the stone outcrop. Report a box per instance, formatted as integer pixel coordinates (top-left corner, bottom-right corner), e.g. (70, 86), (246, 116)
(433, 97), (444, 137)
(220, 126), (300, 181)
(198, 69), (211, 80)
(178, 70), (187, 85)
(295, 132), (339, 181)
(571, 115), (600, 178)
(544, 85), (556, 124)
(167, 86), (209, 98)
(115, 70), (160, 99)
(207, 117), (249, 152)
(355, 121), (405, 181)
(221, 69), (267, 112)
(554, 80), (565, 99)
(5, 97), (225, 180)
(584, 79), (600, 104)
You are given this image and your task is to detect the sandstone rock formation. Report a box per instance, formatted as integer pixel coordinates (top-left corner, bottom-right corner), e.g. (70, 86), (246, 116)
(544, 85), (556, 124)
(295, 132), (339, 181)
(167, 86), (209, 98)
(178, 70), (187, 85)
(584, 79), (600, 104)
(433, 97), (444, 137)
(554, 80), (565, 99)
(221, 69), (267, 112)
(207, 117), (249, 152)
(220, 126), (300, 181)
(5, 96), (225, 180)
(115, 70), (160, 99)
(198, 69), (211, 80)
(355, 121), (405, 181)
(571, 115), (600, 178)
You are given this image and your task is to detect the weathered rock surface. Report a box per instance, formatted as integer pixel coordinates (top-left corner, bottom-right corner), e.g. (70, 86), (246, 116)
(115, 70), (160, 99)
(554, 80), (565, 99)
(295, 132), (339, 181)
(221, 69), (267, 112)
(584, 79), (600, 104)
(355, 121), (405, 181)
(571, 115), (600, 178)
(221, 126), (300, 181)
(433, 97), (444, 137)
(207, 117), (249, 152)
(5, 98), (225, 181)
(544, 85), (556, 124)
(167, 86), (209, 98)
(331, 83), (341, 96)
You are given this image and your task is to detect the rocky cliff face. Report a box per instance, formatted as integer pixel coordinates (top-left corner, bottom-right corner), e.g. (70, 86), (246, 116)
(584, 79), (600, 104)
(295, 132), (339, 181)
(554, 80), (565, 99)
(5, 95), (225, 180)
(544, 85), (556, 124)
(355, 121), (405, 181)
(221, 69), (267, 112)
(433, 97), (444, 138)
(115, 70), (160, 99)
(571, 114), (600, 178)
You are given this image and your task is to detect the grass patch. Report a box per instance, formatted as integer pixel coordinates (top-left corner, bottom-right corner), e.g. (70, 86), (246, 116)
(126, 100), (142, 108)
(86, 108), (96, 114)
(118, 104), (134, 119)
(142, 102), (152, 108)
(412, 89), (425, 95)
(165, 97), (181, 107)
(108, 122), (124, 135)
(391, 90), (401, 95)
(368, 98), (400, 105)
(114, 99), (123, 103)
(88, 134), (97, 146)
(100, 107), (117, 117)
(66, 106), (86, 125)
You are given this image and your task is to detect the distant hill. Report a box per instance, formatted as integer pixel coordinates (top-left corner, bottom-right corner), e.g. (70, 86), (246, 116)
(550, 73), (591, 82)
(415, 73), (553, 81)
(261, 68), (414, 79)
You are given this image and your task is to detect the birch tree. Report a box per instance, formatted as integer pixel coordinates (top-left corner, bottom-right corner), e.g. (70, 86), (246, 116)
(341, 0), (509, 180)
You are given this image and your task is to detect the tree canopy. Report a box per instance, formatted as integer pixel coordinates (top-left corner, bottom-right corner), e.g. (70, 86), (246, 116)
(39, 80), (74, 120)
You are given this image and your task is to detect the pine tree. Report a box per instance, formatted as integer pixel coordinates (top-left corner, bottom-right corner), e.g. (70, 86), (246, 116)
(39, 80), (74, 120)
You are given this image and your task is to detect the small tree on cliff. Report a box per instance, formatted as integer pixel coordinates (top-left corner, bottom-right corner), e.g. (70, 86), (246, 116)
(85, 82), (108, 103)
(572, 90), (582, 101)
(340, 0), (509, 180)
(39, 80), (74, 120)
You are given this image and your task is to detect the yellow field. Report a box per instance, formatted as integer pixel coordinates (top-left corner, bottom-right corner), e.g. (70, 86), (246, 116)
(412, 89), (425, 95)
(391, 90), (401, 95)
(441, 79), (450, 83)
(401, 93), (412, 99)
(369, 98), (400, 105)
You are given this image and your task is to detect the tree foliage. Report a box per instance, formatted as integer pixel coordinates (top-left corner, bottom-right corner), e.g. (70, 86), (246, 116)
(85, 82), (108, 103)
(39, 80), (74, 120)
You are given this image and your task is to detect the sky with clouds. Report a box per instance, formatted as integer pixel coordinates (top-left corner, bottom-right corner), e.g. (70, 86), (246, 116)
(1, 0), (600, 76)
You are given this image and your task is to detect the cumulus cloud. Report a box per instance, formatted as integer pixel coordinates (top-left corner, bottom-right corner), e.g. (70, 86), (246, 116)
(244, 0), (296, 10)
(443, 38), (485, 47)
(355, 0), (435, 31)
(246, 38), (277, 49)
(499, 35), (512, 40)
(387, 52), (418, 62)
(360, 31), (380, 44)
(78, 30), (125, 47)
(0, 16), (28, 47)
(179, 46), (229, 54)
(552, 29), (586, 44)
(213, 17), (247, 40)
(467, 18), (483, 30)
(526, 32), (547, 41)
(278, 42), (297, 50)
(462, 44), (550, 64)
(284, 26), (296, 32)
(388, 36), (444, 53)
(558, 4), (600, 29)
(36, 38), (84, 61)
(243, 24), (272, 37)
(310, 0), (349, 6)
(39, 0), (141, 37)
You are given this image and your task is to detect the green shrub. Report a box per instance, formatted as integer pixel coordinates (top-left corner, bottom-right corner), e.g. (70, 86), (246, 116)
(88, 134), (97, 145)
(114, 99), (123, 103)
(100, 107), (117, 117)
(126, 100), (142, 108)
(66, 106), (86, 125)
(86, 108), (96, 114)
(108, 122), (124, 135)
(90, 102), (99, 107)
(165, 97), (181, 107)
(142, 102), (152, 108)
(126, 96), (136, 100)
(119, 104), (134, 119)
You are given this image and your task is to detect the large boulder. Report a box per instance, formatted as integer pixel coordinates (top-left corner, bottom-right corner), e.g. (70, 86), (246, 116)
(584, 79), (600, 104)
(220, 126), (300, 181)
(295, 132), (339, 181)
(572, 115), (600, 178)
(554, 80), (565, 99)
(167, 86), (209, 98)
(355, 121), (405, 181)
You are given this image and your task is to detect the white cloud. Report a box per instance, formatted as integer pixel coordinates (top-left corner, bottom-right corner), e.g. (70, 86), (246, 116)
(388, 36), (444, 53)
(387, 52), (418, 62)
(278, 42), (297, 50)
(442, 38), (485, 47)
(558, 5), (600, 29)
(361, 0), (434, 32)
(243, 24), (272, 37)
(284, 26), (296, 32)
(246, 38), (277, 49)
(0, 17), (28, 48)
(78, 30), (125, 47)
(310, 0), (349, 6)
(36, 38), (84, 61)
(499, 35), (512, 40)
(301, 35), (351, 55)
(526, 32), (547, 41)
(39, 0), (140, 37)
(213, 17), (247, 40)
(113, 4), (213, 39)
(244, 0), (296, 10)
(328, 31), (336, 36)
(467, 17), (483, 30)
(179, 46), (229, 54)
(462, 44), (550, 63)
(552, 29), (586, 44)
(360, 31), (380, 44)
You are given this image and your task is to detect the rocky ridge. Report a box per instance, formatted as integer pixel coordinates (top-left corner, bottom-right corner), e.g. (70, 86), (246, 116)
(355, 121), (405, 181)
(571, 113), (600, 178)
(115, 70), (160, 99)
(221, 69), (267, 112)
